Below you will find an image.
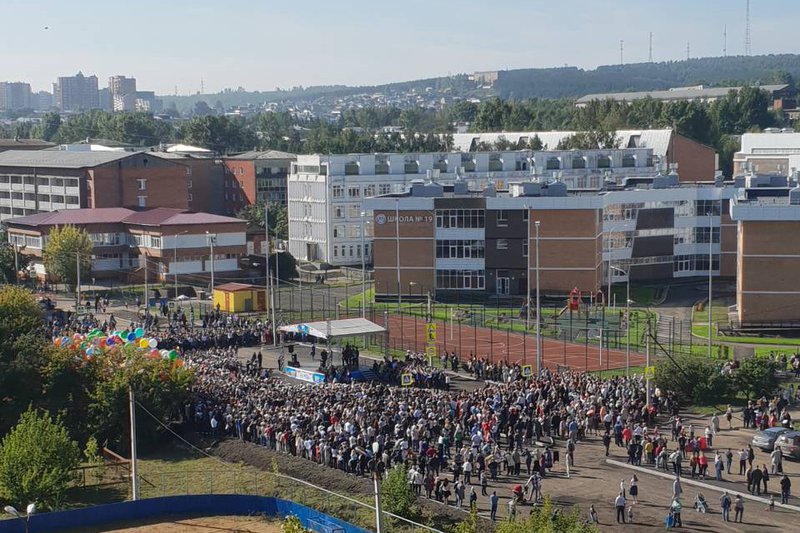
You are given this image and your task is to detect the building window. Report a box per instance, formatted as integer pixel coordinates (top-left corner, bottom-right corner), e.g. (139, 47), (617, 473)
(188, 193), (193, 202)
(349, 245), (354, 257)
(137, 196), (147, 208)
(522, 209), (529, 221)
(496, 239), (509, 250)
(546, 157), (560, 170)
(435, 209), (485, 229)
(332, 185), (344, 198)
(379, 184), (391, 195)
(348, 187), (361, 198)
(137, 179), (147, 191)
(522, 241), (528, 257)
(348, 205), (360, 218)
(696, 200), (721, 217)
(622, 154), (636, 168)
(435, 240), (485, 259)
(151, 236), (161, 248)
(334, 207), (344, 219)
(365, 184), (376, 197)
(572, 156), (586, 169)
(333, 246), (338, 257)
(496, 210), (509, 226)
(188, 179), (193, 189)
(435, 269), (485, 290)
(597, 155), (611, 169)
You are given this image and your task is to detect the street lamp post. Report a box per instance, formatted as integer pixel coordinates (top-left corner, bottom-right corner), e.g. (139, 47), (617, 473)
(205, 232), (216, 295)
(525, 205), (531, 331)
(360, 211), (367, 318)
(611, 265), (631, 376)
(172, 231), (188, 305)
(535, 220), (541, 375)
(4, 504), (36, 533)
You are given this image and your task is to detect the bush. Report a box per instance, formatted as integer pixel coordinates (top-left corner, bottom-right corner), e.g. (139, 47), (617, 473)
(281, 515), (310, 533)
(496, 496), (598, 533)
(0, 408), (80, 509)
(654, 355), (730, 405)
(380, 465), (416, 519)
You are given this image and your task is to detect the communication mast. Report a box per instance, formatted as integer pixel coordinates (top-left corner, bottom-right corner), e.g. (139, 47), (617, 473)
(745, 0), (752, 56)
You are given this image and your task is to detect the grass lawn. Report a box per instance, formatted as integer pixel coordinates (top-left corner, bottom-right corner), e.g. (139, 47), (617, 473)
(693, 306), (800, 346)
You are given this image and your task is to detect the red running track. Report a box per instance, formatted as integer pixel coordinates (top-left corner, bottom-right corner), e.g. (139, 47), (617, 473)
(384, 315), (645, 372)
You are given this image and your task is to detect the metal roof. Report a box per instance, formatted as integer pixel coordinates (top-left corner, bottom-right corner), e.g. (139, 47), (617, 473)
(279, 318), (385, 340)
(0, 150), (138, 169)
(5, 207), (244, 228)
(576, 84), (789, 104)
(0, 139), (55, 148)
(214, 282), (261, 292)
(226, 150), (296, 161)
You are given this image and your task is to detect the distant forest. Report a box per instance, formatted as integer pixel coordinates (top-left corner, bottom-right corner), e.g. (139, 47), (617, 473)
(158, 54), (800, 110)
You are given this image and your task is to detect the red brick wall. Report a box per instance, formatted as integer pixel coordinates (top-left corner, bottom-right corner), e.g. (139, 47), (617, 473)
(89, 155), (189, 209)
(222, 160), (256, 213)
(671, 134), (717, 182)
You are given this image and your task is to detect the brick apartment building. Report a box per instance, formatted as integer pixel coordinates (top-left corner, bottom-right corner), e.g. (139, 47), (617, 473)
(222, 150), (295, 214)
(4, 207), (247, 283)
(0, 150), (193, 221)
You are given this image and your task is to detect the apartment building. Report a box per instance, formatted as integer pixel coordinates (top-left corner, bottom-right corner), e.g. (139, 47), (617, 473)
(222, 150), (296, 213)
(365, 176), (738, 300)
(0, 82), (32, 111)
(0, 151), (192, 222)
(287, 147), (660, 266)
(109, 75), (137, 112)
(733, 130), (800, 176)
(729, 180), (800, 325)
(55, 72), (99, 111)
(4, 207), (246, 282)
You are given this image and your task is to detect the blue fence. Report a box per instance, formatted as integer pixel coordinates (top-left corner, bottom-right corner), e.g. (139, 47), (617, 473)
(0, 495), (373, 533)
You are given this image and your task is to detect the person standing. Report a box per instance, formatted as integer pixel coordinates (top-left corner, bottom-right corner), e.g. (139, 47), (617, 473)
(725, 448), (733, 474)
(771, 447), (783, 475)
(629, 475), (639, 504)
(719, 491), (731, 522)
(588, 504), (599, 525)
(489, 491), (498, 521)
(734, 495), (744, 523)
(672, 476), (683, 500)
(670, 498), (683, 528)
(603, 431), (612, 457)
(761, 464), (770, 495)
(780, 474), (791, 504)
(739, 448), (748, 475)
(751, 465), (763, 496)
(615, 492), (627, 524)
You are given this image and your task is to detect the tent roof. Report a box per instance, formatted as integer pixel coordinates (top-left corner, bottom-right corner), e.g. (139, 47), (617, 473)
(279, 318), (385, 340)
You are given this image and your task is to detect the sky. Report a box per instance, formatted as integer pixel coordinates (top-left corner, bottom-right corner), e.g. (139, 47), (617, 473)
(2, 0), (798, 95)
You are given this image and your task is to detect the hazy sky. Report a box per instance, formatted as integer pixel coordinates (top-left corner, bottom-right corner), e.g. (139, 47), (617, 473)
(2, 0), (797, 95)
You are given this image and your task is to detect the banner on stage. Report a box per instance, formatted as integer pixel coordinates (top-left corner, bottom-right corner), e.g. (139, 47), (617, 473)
(284, 366), (326, 384)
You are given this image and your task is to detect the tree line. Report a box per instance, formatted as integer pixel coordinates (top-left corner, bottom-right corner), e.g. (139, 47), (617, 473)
(0, 85), (788, 176)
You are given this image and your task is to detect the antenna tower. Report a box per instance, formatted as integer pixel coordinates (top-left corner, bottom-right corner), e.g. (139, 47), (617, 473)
(724, 24), (727, 57)
(200, 78), (204, 94)
(745, 0), (752, 56)
(648, 32), (653, 62)
(686, 42), (690, 61)
(620, 40), (624, 66)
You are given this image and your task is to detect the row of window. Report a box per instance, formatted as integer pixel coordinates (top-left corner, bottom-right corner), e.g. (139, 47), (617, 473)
(495, 239), (529, 256)
(332, 243), (371, 259)
(435, 209), (485, 229)
(0, 175), (80, 188)
(333, 205), (364, 219)
(332, 184), (392, 199)
(0, 191), (79, 204)
(436, 269), (485, 290)
(674, 254), (720, 272)
(435, 240), (485, 259)
(8, 234), (42, 248)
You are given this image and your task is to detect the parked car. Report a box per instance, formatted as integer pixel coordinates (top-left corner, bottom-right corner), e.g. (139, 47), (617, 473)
(775, 431), (800, 460)
(751, 427), (791, 451)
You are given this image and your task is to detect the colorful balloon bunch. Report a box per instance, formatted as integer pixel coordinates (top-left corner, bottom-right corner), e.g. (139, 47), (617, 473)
(53, 327), (183, 366)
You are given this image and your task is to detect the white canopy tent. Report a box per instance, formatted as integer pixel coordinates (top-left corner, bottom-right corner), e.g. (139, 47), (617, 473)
(279, 318), (385, 341)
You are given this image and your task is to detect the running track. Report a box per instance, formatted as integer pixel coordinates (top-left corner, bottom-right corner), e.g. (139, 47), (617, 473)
(383, 315), (645, 372)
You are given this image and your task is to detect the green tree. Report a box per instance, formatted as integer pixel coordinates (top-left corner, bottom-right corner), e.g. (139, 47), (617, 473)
(0, 227), (30, 284)
(281, 515), (311, 533)
(237, 203), (288, 241)
(43, 225), (93, 289)
(0, 408), (80, 509)
(380, 465), (416, 519)
(452, 505), (480, 533)
(734, 357), (780, 400)
(654, 354), (730, 405)
(33, 112), (62, 141)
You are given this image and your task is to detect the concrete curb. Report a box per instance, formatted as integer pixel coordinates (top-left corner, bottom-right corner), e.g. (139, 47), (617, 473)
(605, 458), (800, 512)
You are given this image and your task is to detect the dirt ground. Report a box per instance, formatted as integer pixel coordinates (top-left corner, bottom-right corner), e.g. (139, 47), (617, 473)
(66, 516), (280, 533)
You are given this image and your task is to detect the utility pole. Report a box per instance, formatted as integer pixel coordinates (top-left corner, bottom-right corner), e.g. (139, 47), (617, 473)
(143, 254), (148, 312)
(129, 386), (139, 501)
(525, 205), (531, 331)
(361, 211), (367, 319)
(535, 221), (541, 375)
(708, 214), (714, 358)
(645, 318), (652, 406)
(395, 199), (401, 308)
(76, 251), (81, 311)
(373, 473), (384, 533)
(267, 207), (277, 346)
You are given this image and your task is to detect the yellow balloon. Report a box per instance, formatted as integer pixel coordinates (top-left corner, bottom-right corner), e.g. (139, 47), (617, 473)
(139, 338), (149, 349)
